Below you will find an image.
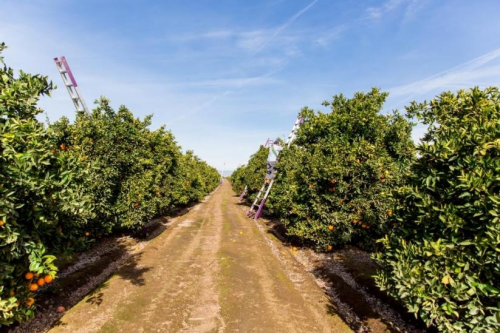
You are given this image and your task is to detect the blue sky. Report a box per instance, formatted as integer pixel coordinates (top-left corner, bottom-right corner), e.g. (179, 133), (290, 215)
(2, 0), (500, 172)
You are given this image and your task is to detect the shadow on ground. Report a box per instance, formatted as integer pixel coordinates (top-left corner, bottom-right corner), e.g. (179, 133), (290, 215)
(6, 202), (199, 333)
(244, 202), (432, 333)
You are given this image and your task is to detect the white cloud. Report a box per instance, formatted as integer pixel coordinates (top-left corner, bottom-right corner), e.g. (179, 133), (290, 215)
(390, 48), (500, 97)
(365, 0), (404, 20)
(315, 25), (348, 47)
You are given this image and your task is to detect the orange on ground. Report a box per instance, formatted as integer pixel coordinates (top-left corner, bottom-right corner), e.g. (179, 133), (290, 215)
(239, 231), (243, 235)
(327, 245), (333, 252)
(44, 275), (53, 284)
(57, 306), (66, 313)
(29, 284), (38, 291)
(25, 272), (34, 280)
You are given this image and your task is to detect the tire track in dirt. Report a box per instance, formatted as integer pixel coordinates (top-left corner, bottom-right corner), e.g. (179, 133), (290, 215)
(49, 181), (350, 332)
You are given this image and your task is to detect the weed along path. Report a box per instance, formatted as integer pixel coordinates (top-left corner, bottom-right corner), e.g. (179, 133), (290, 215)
(48, 180), (350, 333)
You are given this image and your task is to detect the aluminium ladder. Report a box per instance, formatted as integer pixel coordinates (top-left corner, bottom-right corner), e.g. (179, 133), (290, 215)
(54, 56), (89, 114)
(238, 138), (272, 200)
(247, 116), (304, 219)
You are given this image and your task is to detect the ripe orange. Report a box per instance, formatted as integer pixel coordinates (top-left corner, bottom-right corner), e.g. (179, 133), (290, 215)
(37, 279), (45, 287)
(85, 232), (90, 237)
(327, 245), (333, 252)
(330, 179), (336, 184)
(292, 246), (297, 252)
(356, 159), (360, 164)
(0, 220), (4, 227)
(57, 306), (66, 313)
(381, 177), (386, 183)
(328, 225), (334, 231)
(25, 272), (34, 280)
(134, 202), (140, 207)
(29, 284), (38, 291)
(44, 275), (53, 284)
(60, 144), (66, 151)
(387, 209), (393, 216)
(26, 297), (35, 307)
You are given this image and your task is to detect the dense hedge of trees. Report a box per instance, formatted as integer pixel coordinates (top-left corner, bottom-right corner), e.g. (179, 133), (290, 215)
(231, 87), (499, 332)
(0, 43), (219, 325)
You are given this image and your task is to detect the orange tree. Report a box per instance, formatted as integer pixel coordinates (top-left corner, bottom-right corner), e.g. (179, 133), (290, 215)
(230, 145), (268, 203)
(375, 87), (500, 332)
(51, 98), (220, 235)
(0, 43), (92, 324)
(268, 88), (414, 250)
(0, 43), (219, 326)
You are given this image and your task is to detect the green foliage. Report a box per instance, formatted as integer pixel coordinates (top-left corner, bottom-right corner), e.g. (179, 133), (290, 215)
(230, 145), (268, 202)
(0, 43), (219, 326)
(375, 87), (500, 332)
(0, 42), (91, 324)
(269, 88), (414, 250)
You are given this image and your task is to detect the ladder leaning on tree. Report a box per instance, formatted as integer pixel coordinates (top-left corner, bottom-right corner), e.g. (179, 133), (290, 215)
(54, 56), (89, 114)
(246, 116), (304, 220)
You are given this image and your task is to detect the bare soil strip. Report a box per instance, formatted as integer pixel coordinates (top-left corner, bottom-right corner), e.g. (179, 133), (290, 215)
(38, 180), (350, 333)
(250, 209), (430, 333)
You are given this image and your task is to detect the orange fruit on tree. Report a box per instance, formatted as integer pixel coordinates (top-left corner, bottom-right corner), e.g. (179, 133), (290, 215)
(26, 297), (35, 307)
(44, 275), (53, 284)
(60, 144), (66, 151)
(328, 225), (334, 231)
(330, 179), (336, 184)
(387, 209), (393, 216)
(29, 283), (38, 291)
(308, 184), (314, 189)
(356, 159), (360, 164)
(25, 272), (34, 280)
(85, 232), (90, 237)
(37, 279), (45, 287)
(381, 177), (386, 183)
(0, 220), (4, 227)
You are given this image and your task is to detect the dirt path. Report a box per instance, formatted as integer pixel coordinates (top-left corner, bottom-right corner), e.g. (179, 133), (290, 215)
(49, 180), (350, 333)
